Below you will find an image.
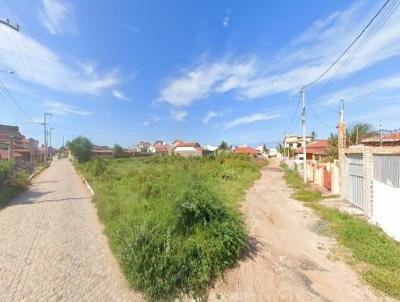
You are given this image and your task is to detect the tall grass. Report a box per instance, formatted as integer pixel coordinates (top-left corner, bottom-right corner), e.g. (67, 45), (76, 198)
(281, 163), (400, 299)
(79, 154), (263, 301)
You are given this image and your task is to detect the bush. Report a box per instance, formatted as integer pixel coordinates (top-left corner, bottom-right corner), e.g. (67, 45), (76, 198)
(67, 136), (92, 163)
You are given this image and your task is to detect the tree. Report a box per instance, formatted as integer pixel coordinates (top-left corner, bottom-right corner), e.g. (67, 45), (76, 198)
(311, 130), (317, 139)
(347, 123), (372, 145)
(112, 144), (124, 158)
(262, 143), (269, 153)
(218, 141), (229, 150)
(67, 136), (92, 163)
(327, 133), (338, 159)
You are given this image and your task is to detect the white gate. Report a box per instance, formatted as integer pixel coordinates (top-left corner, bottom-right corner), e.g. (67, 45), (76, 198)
(346, 154), (364, 209)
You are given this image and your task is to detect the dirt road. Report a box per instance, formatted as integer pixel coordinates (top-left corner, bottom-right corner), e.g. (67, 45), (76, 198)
(0, 159), (142, 302)
(208, 159), (389, 302)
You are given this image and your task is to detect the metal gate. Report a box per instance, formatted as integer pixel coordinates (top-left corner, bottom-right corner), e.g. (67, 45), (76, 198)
(347, 154), (364, 209)
(323, 167), (332, 191)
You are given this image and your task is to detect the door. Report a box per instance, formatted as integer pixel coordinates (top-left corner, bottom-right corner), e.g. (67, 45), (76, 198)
(346, 154), (364, 209)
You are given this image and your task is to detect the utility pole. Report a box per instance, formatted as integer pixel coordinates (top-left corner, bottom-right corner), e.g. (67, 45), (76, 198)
(283, 131), (287, 160)
(380, 120), (383, 147)
(300, 86), (307, 183)
(50, 127), (55, 159)
(43, 112), (52, 162)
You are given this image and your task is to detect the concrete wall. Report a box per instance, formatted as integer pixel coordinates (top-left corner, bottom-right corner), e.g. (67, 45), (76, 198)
(373, 181), (400, 241)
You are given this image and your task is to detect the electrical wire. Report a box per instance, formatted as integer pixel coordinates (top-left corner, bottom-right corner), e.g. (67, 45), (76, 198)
(284, 95), (301, 134)
(305, 0), (392, 88)
(0, 80), (37, 123)
(309, 0), (400, 104)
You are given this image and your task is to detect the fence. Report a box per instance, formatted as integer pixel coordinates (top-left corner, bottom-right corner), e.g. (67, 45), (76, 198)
(283, 159), (340, 194)
(342, 146), (400, 241)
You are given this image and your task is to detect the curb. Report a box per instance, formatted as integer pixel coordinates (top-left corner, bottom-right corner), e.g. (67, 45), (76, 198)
(77, 171), (95, 197)
(28, 163), (50, 181)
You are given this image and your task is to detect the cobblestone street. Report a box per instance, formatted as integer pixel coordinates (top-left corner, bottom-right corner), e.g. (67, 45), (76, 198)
(0, 159), (142, 302)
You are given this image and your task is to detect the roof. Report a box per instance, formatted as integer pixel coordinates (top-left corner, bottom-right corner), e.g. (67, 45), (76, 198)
(234, 147), (258, 155)
(154, 145), (168, 152)
(362, 133), (400, 143)
(174, 142), (200, 148)
(296, 140), (330, 155)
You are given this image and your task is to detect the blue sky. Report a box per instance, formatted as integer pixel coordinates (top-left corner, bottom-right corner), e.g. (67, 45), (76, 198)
(1, 0), (400, 148)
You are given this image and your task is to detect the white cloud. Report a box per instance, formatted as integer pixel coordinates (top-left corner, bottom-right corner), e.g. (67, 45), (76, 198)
(112, 89), (129, 101)
(222, 16), (230, 28)
(160, 59), (256, 106)
(202, 110), (226, 123)
(43, 100), (93, 116)
(324, 74), (400, 105)
(38, 0), (75, 35)
(142, 121), (150, 127)
(224, 112), (281, 129)
(159, 2), (400, 105)
(0, 25), (121, 95)
(171, 109), (187, 121)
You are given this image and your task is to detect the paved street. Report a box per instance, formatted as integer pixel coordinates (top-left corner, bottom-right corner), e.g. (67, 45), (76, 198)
(0, 159), (142, 302)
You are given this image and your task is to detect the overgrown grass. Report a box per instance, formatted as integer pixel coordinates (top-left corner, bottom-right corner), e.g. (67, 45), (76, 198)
(281, 163), (400, 299)
(0, 171), (30, 208)
(79, 154), (264, 301)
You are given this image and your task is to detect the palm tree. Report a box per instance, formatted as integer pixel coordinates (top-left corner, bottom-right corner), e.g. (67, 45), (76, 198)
(347, 123), (372, 145)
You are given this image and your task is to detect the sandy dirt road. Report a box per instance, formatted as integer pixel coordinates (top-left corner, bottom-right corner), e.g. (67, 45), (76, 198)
(208, 159), (390, 302)
(0, 158), (143, 302)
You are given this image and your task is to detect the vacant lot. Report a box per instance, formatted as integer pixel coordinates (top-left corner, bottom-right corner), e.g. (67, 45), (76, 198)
(79, 155), (264, 301)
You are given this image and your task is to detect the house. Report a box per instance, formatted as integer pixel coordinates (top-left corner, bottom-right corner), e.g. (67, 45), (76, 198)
(135, 141), (152, 153)
(268, 148), (278, 158)
(256, 144), (268, 157)
(361, 133), (400, 146)
(284, 134), (314, 150)
(151, 141), (171, 155)
(91, 145), (113, 158)
(173, 141), (210, 157)
(234, 146), (258, 156)
(296, 140), (331, 160)
(0, 124), (39, 162)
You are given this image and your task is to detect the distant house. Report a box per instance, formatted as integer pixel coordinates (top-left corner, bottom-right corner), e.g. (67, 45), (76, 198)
(234, 146), (258, 157)
(268, 148), (278, 158)
(296, 140), (331, 160)
(284, 134), (314, 150)
(172, 140), (185, 147)
(151, 141), (171, 156)
(91, 145), (113, 158)
(362, 133), (400, 146)
(136, 142), (152, 153)
(173, 141), (210, 157)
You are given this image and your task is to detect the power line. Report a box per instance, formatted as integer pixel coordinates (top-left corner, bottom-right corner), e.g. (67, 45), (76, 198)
(305, 0), (392, 88)
(309, 0), (400, 104)
(284, 95), (301, 134)
(0, 80), (36, 123)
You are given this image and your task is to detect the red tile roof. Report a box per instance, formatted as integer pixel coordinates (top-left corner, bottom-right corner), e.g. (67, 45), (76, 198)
(297, 140), (330, 155)
(234, 147), (258, 155)
(174, 142), (200, 148)
(362, 133), (400, 143)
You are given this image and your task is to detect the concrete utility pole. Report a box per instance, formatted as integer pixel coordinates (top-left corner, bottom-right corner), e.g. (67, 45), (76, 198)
(50, 127), (55, 158)
(380, 120), (383, 147)
(43, 112), (52, 162)
(300, 86), (307, 183)
(283, 131), (286, 160)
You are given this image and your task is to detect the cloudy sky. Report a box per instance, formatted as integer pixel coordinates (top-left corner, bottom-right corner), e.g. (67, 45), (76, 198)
(1, 0), (400, 147)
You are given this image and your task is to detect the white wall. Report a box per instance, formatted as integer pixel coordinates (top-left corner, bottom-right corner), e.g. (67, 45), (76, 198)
(373, 180), (400, 241)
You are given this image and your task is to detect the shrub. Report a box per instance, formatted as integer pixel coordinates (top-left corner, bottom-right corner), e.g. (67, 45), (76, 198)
(67, 136), (92, 163)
